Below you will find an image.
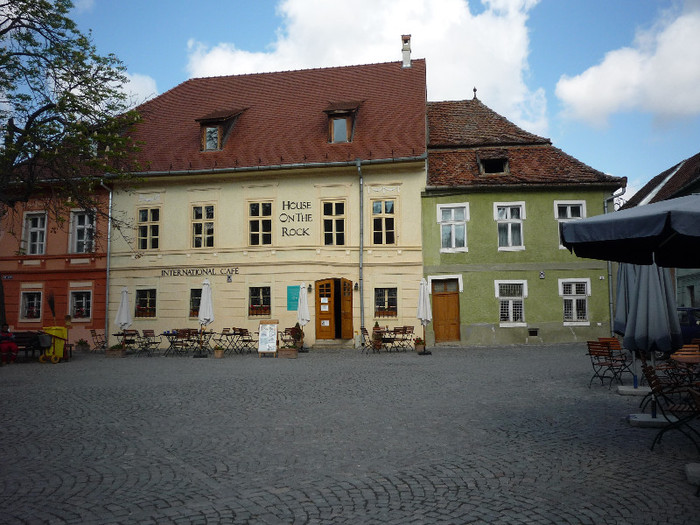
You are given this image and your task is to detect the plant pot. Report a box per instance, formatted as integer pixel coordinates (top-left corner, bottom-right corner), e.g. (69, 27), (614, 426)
(76, 344), (90, 353)
(278, 347), (298, 359)
(214, 348), (224, 359)
(415, 344), (425, 353)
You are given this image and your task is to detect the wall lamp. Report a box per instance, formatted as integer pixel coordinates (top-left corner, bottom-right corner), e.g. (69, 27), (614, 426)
(307, 284), (313, 293)
(354, 282), (359, 291)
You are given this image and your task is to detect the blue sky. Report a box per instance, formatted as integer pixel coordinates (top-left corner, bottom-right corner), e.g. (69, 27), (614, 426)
(72, 0), (700, 202)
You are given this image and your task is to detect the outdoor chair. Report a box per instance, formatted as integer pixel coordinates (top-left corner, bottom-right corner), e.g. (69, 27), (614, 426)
(640, 361), (700, 452)
(587, 340), (629, 388)
(137, 329), (162, 357)
(360, 327), (376, 353)
(90, 329), (106, 352)
(120, 329), (140, 352)
(237, 328), (256, 353)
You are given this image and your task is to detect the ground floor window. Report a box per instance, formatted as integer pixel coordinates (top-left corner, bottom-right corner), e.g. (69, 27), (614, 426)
(374, 287), (397, 318)
(135, 289), (157, 318)
(559, 279), (590, 325)
(495, 280), (526, 326)
(249, 286), (271, 317)
(189, 289), (201, 318)
(70, 291), (92, 320)
(20, 291), (42, 320)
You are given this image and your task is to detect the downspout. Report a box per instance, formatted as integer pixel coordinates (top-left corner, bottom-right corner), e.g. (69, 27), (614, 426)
(356, 159), (365, 334)
(605, 187), (626, 336)
(100, 180), (113, 342)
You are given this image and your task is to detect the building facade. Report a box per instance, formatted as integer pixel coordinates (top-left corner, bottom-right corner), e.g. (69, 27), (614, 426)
(0, 192), (109, 345)
(422, 98), (626, 345)
(106, 53), (427, 347)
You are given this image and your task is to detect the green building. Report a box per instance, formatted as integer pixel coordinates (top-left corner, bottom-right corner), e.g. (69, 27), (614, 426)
(422, 98), (626, 346)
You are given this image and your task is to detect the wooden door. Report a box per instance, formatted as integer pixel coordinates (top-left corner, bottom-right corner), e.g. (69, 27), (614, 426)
(316, 279), (334, 339)
(340, 278), (354, 339)
(432, 279), (460, 342)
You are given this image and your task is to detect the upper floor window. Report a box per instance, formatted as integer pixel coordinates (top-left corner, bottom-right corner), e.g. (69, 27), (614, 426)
(192, 205), (215, 248)
(137, 207), (160, 250)
(22, 212), (47, 255)
(372, 199), (396, 245)
(438, 203), (469, 253)
(70, 211), (95, 253)
(323, 200), (346, 246)
(204, 126), (220, 150)
(494, 202), (525, 251)
(324, 102), (360, 143)
(196, 108), (246, 152)
(249, 201), (272, 246)
(559, 279), (590, 325)
(555, 201), (586, 248)
(495, 280), (527, 326)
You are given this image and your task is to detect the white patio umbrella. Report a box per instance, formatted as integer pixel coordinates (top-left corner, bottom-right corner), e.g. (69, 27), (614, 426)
(417, 278), (432, 342)
(198, 279), (215, 328)
(114, 287), (132, 331)
(297, 283), (311, 328)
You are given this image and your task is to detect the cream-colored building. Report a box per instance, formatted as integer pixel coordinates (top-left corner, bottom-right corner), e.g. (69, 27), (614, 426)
(107, 44), (427, 348)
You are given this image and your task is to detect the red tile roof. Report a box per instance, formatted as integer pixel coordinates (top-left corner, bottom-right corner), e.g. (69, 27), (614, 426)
(623, 150), (700, 207)
(131, 61), (427, 173)
(427, 100), (626, 189)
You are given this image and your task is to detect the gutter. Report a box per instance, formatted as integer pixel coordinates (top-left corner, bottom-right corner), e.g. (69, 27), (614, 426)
(99, 180), (113, 342)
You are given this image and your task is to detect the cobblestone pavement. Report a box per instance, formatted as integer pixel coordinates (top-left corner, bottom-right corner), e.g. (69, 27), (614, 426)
(1, 343), (699, 524)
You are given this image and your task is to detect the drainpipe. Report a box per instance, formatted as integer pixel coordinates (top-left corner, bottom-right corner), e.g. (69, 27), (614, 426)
(605, 187), (626, 336)
(357, 159), (365, 333)
(100, 180), (113, 342)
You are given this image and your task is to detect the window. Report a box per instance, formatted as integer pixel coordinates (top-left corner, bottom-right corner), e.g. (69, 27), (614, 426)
(137, 208), (160, 250)
(70, 291), (92, 320)
(372, 199), (396, 245)
(555, 201), (586, 248)
(374, 288), (397, 318)
(495, 280), (527, 326)
(437, 203), (469, 252)
(189, 289), (201, 318)
(331, 118), (350, 143)
(481, 158), (508, 174)
(249, 286), (271, 316)
(559, 279), (590, 325)
(323, 200), (346, 245)
(192, 205), (215, 248)
(20, 291), (42, 320)
(23, 212), (47, 255)
(494, 202), (525, 251)
(135, 289), (156, 318)
(70, 211), (95, 253)
(249, 202), (272, 246)
(324, 102), (359, 143)
(204, 126), (220, 150)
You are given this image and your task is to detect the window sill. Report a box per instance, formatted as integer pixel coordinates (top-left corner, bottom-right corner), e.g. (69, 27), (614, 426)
(499, 322), (527, 328)
(563, 321), (590, 327)
(497, 246), (525, 252)
(440, 248), (468, 254)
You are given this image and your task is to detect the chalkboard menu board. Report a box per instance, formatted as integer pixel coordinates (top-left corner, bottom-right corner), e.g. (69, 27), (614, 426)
(258, 320), (278, 354)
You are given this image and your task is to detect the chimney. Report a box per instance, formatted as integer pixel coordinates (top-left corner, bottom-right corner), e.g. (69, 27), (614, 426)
(401, 35), (411, 68)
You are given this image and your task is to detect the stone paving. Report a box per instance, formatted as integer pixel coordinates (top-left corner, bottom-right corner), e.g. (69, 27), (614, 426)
(1, 343), (699, 524)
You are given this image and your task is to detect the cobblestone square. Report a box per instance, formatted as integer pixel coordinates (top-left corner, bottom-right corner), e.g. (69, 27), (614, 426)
(1, 343), (698, 524)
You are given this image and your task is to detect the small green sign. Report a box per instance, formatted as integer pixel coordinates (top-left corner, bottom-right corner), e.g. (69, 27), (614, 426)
(287, 285), (299, 311)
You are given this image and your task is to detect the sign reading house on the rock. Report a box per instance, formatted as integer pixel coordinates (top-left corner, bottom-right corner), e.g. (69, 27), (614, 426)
(160, 267), (240, 277)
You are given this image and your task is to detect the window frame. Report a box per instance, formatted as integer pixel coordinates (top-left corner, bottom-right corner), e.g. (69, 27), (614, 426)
(137, 207), (160, 251)
(437, 203), (469, 253)
(135, 289), (157, 318)
(249, 286), (271, 317)
(202, 125), (221, 151)
(22, 211), (47, 255)
(189, 288), (202, 318)
(374, 287), (398, 318)
(558, 278), (591, 326)
(554, 200), (586, 249)
(248, 201), (273, 246)
(20, 290), (42, 322)
(191, 204), (215, 249)
(70, 290), (92, 321)
(371, 198), (397, 246)
(494, 280), (527, 327)
(322, 200), (346, 246)
(69, 209), (95, 254)
(493, 201), (525, 251)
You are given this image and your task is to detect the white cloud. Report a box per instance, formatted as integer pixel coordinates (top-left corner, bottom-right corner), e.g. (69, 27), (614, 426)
(185, 0), (548, 135)
(556, 0), (700, 127)
(72, 0), (95, 13)
(122, 73), (158, 107)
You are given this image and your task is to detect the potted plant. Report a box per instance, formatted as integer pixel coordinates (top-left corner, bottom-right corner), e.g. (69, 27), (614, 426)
(372, 321), (383, 351)
(291, 322), (304, 350)
(414, 337), (426, 353)
(213, 345), (225, 359)
(75, 338), (90, 352)
(106, 343), (126, 358)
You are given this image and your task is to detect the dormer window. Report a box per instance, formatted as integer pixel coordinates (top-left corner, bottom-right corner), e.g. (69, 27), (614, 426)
(196, 108), (246, 152)
(324, 101), (361, 144)
(477, 150), (509, 175)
